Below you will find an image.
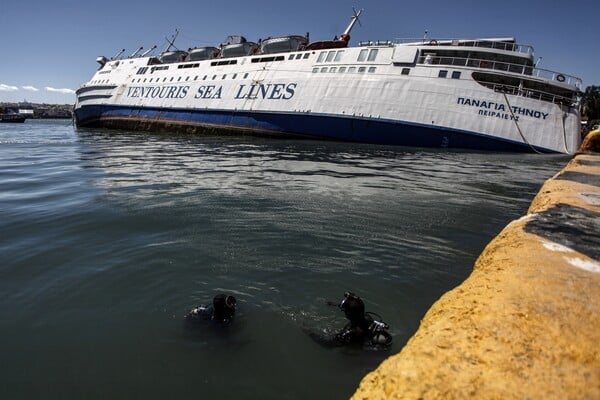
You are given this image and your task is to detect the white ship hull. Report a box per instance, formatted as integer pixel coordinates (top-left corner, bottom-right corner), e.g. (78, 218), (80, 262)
(75, 37), (582, 153)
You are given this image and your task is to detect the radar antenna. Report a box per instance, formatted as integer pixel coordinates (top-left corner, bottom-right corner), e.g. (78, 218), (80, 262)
(163, 29), (180, 52)
(340, 8), (363, 43)
(141, 45), (158, 57)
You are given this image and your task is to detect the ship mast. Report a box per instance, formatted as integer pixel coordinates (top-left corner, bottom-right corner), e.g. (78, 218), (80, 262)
(340, 8), (363, 43)
(163, 29), (180, 52)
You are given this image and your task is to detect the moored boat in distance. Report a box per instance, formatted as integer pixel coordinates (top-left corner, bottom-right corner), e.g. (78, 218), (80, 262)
(74, 9), (583, 153)
(1, 108), (26, 123)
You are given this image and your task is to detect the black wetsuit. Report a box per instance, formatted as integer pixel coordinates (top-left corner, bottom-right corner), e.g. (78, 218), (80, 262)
(334, 313), (375, 344)
(185, 294), (236, 324)
(307, 314), (392, 348)
(185, 304), (234, 324)
(185, 305), (214, 322)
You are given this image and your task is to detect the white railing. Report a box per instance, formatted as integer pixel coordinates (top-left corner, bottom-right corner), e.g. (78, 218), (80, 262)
(416, 55), (582, 89)
(489, 83), (579, 106)
(386, 38), (535, 56)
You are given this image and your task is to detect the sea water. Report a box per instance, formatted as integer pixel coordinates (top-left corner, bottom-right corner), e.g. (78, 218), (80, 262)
(0, 119), (569, 399)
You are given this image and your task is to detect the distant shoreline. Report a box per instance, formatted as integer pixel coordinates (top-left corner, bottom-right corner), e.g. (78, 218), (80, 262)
(1, 102), (72, 119)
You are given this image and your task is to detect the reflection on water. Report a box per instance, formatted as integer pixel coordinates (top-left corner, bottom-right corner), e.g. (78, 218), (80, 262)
(0, 121), (569, 399)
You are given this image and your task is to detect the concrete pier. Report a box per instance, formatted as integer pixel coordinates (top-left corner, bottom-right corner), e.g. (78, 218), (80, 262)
(352, 133), (600, 399)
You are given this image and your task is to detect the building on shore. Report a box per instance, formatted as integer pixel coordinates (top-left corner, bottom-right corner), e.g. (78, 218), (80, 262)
(0, 102), (73, 119)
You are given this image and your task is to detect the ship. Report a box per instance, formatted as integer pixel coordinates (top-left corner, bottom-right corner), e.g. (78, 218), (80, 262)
(0, 108), (26, 123)
(73, 10), (583, 153)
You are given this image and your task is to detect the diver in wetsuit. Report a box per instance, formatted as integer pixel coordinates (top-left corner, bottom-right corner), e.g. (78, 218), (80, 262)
(307, 292), (392, 348)
(185, 293), (237, 323)
(334, 292), (392, 347)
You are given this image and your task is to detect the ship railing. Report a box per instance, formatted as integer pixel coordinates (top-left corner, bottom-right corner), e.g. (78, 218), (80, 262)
(488, 82), (579, 107)
(388, 38), (534, 55)
(417, 55), (582, 89)
(357, 40), (395, 47)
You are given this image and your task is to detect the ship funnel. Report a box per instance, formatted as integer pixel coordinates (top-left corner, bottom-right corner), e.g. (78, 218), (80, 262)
(129, 46), (144, 58)
(340, 8), (363, 42)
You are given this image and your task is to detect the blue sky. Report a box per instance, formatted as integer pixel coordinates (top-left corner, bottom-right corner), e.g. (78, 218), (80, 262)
(1, 0), (598, 104)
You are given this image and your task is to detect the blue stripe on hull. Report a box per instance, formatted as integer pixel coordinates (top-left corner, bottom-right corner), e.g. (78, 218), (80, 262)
(74, 104), (553, 153)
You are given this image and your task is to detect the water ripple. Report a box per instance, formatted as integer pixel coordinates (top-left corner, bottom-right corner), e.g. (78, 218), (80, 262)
(0, 121), (569, 400)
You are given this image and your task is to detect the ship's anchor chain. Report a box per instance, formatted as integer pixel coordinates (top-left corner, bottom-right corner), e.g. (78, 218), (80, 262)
(499, 88), (542, 154)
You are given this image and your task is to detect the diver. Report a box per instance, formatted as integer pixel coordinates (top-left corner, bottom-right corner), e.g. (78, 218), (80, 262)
(185, 293), (237, 324)
(308, 292), (392, 348)
(335, 292), (392, 347)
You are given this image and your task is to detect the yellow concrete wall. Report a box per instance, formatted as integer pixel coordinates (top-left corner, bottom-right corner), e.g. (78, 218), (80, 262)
(352, 138), (600, 399)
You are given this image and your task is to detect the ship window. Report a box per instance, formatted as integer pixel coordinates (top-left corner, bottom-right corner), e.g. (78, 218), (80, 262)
(143, 78), (147, 82)
(296, 54), (302, 59)
(402, 68), (410, 75)
(212, 75), (217, 80)
(348, 66), (356, 73)
(222, 74), (227, 79)
(194, 76), (198, 80)
(177, 77), (181, 81)
(368, 67), (376, 73)
(203, 75), (207, 80)
(438, 70), (448, 78)
(330, 67), (337, 73)
(244, 73), (249, 78)
(163, 78), (167, 82)
(339, 67), (346, 73)
(170, 77), (174, 81)
(303, 53), (309, 59)
(185, 76), (189, 81)
(320, 67), (328, 73)
(367, 49), (378, 61)
(312, 67), (319, 73)
(289, 55), (294, 60)
(232, 73), (237, 79)
(358, 49), (368, 62)
(334, 51), (344, 62)
(358, 67), (366, 73)
(326, 51), (336, 62)
(452, 71), (461, 79)
(317, 52), (326, 63)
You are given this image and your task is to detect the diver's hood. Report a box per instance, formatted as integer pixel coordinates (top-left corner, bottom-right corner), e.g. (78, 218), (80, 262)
(340, 292), (365, 321)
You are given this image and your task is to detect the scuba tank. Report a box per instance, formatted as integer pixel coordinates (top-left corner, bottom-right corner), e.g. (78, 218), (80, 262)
(366, 312), (393, 346)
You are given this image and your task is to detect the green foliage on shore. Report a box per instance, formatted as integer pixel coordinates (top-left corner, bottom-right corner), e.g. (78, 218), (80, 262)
(582, 85), (600, 121)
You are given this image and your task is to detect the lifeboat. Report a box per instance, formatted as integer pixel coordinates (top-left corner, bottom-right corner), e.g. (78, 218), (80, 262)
(260, 35), (308, 54)
(188, 47), (219, 61)
(159, 50), (188, 63)
(219, 36), (259, 58)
